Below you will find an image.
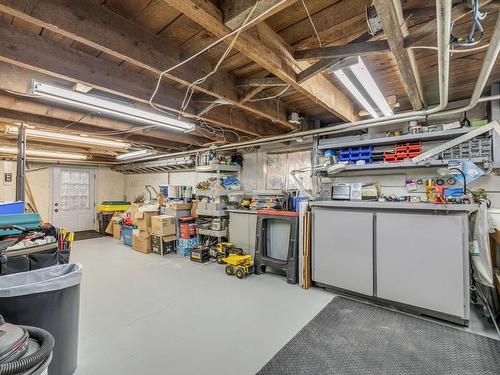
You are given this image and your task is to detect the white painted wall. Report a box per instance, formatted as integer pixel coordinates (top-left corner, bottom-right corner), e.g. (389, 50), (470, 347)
(0, 161), (125, 222)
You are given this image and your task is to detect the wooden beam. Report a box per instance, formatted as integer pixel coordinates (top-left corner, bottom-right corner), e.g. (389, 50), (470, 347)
(296, 33), (373, 83)
(0, 0), (291, 129)
(294, 41), (390, 61)
(373, 0), (424, 110)
(163, 0), (359, 122)
(0, 92), (212, 146)
(221, 0), (298, 30)
(0, 21), (276, 138)
(237, 77), (287, 87)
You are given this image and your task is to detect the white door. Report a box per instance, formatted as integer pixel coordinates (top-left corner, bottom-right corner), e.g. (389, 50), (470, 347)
(52, 167), (96, 232)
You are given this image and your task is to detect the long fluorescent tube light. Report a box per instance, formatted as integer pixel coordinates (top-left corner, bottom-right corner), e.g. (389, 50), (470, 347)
(0, 146), (88, 160)
(349, 59), (393, 117)
(116, 149), (157, 161)
(5, 126), (130, 149)
(331, 56), (392, 118)
(31, 82), (194, 132)
(334, 69), (380, 118)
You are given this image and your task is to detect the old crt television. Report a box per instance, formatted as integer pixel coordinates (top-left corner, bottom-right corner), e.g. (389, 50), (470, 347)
(255, 210), (299, 284)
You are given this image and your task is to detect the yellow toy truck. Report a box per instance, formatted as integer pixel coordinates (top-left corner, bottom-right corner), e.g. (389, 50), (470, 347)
(214, 242), (243, 264)
(223, 254), (254, 279)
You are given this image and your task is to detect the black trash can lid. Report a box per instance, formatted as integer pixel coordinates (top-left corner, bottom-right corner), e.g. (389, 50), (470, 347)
(0, 263), (82, 298)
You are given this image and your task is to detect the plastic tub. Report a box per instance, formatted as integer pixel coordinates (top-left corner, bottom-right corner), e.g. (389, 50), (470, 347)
(0, 201), (24, 215)
(122, 225), (136, 246)
(0, 263), (82, 375)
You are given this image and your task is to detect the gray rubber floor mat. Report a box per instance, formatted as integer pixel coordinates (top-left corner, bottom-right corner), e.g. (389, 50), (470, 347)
(258, 297), (500, 375)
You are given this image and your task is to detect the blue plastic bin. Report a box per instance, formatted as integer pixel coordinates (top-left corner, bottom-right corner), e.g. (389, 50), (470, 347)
(121, 225), (136, 246)
(0, 201), (24, 214)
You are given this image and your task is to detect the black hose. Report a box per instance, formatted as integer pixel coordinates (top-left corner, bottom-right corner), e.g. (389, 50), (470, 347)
(0, 326), (54, 375)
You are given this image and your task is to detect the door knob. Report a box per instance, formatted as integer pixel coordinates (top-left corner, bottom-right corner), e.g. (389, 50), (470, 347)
(54, 209), (59, 212)
(54, 203), (59, 206)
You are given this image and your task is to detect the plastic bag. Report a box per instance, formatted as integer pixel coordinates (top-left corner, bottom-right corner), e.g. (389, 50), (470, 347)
(470, 202), (494, 287)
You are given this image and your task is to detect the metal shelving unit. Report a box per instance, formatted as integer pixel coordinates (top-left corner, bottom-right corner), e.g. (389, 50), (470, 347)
(197, 228), (227, 237)
(195, 164), (241, 173)
(196, 209), (227, 217)
(318, 128), (475, 150)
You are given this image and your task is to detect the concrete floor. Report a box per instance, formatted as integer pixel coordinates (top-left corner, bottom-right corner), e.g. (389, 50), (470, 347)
(71, 237), (498, 375)
(71, 237), (333, 375)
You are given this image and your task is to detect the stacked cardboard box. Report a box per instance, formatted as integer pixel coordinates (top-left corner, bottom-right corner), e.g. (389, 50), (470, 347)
(131, 207), (159, 254)
(150, 215), (177, 256)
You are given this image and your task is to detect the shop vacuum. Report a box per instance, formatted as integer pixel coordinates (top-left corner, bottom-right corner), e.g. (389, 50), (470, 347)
(0, 315), (54, 375)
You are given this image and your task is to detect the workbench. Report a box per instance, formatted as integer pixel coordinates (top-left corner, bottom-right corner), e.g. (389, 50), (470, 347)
(310, 201), (478, 325)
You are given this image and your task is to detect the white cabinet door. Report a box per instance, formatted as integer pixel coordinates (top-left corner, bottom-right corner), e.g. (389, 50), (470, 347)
(312, 208), (374, 296)
(376, 212), (467, 318)
(52, 167), (96, 232)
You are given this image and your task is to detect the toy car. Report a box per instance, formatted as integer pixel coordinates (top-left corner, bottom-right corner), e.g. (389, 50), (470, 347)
(223, 254), (254, 279)
(215, 242), (243, 264)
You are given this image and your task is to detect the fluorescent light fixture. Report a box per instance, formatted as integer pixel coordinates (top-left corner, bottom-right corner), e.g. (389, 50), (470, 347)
(116, 149), (157, 161)
(334, 69), (380, 118)
(5, 126), (130, 149)
(0, 146), (88, 160)
(331, 56), (393, 118)
(31, 82), (194, 132)
(349, 59), (393, 117)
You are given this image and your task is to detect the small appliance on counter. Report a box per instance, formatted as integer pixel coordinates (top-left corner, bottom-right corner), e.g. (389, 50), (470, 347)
(331, 184), (351, 200)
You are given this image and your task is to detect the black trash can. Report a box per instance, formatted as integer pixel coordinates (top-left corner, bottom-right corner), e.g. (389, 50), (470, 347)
(98, 212), (113, 235)
(0, 263), (82, 375)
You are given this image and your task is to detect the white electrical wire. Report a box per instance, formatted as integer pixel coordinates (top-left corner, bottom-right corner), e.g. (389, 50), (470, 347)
(301, 0), (322, 47)
(178, 1), (258, 115)
(249, 85), (291, 102)
(148, 0), (287, 116)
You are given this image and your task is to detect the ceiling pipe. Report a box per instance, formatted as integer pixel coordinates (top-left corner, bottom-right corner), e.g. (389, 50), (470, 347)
(121, 1), (498, 165)
(124, 0), (452, 163)
(429, 11), (500, 119)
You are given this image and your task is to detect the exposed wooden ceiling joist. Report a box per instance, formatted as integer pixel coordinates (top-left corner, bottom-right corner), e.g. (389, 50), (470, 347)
(237, 77), (287, 87)
(0, 0), (293, 131)
(0, 21), (279, 139)
(294, 40), (390, 61)
(373, 0), (424, 110)
(163, 0), (359, 122)
(221, 0), (298, 30)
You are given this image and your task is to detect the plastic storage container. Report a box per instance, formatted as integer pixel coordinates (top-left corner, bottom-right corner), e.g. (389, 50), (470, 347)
(0, 201), (24, 214)
(97, 212), (114, 235)
(121, 225), (136, 246)
(0, 263), (82, 375)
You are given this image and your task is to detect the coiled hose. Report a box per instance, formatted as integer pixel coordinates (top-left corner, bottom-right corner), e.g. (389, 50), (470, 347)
(0, 326), (54, 375)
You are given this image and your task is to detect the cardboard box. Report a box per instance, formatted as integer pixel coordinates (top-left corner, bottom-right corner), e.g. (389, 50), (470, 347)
(132, 230), (151, 253)
(133, 210), (158, 231)
(112, 221), (121, 240)
(151, 234), (176, 255)
(168, 202), (192, 210)
(191, 201), (198, 219)
(151, 215), (176, 236)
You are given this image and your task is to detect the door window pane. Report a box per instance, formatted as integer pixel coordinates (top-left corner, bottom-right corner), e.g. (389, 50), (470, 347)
(60, 170), (91, 210)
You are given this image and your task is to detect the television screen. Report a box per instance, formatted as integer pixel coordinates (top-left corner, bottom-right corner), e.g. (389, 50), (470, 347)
(265, 218), (291, 261)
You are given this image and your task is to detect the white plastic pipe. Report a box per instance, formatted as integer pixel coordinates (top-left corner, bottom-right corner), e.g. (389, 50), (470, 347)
(125, 1), (498, 163)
